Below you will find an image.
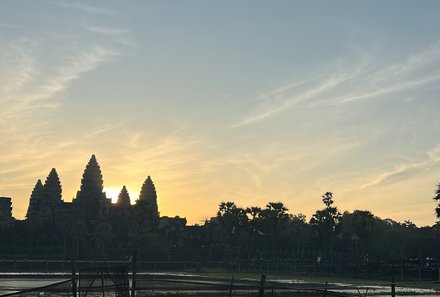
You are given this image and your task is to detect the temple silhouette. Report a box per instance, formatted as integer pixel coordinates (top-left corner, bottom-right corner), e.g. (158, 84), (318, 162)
(25, 155), (163, 227)
(0, 155), (187, 259)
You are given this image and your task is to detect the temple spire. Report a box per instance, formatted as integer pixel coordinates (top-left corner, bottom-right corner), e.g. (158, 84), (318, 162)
(44, 168), (62, 205)
(74, 155), (110, 219)
(40, 168), (63, 220)
(117, 185), (131, 207)
(138, 176), (159, 220)
(78, 154), (104, 196)
(26, 179), (44, 220)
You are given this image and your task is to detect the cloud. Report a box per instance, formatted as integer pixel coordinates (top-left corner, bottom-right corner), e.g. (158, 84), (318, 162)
(1, 45), (118, 121)
(322, 42), (440, 105)
(233, 57), (371, 127)
(0, 6), (136, 216)
(87, 26), (129, 36)
(235, 41), (440, 127)
(331, 74), (440, 105)
(85, 121), (129, 139)
(54, 2), (118, 17)
(86, 26), (136, 48)
(360, 145), (440, 189)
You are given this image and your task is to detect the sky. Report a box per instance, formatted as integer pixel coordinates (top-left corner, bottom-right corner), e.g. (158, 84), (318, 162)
(2, 1), (440, 226)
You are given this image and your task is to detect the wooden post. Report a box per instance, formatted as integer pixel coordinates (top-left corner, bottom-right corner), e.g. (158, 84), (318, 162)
(228, 274), (234, 297)
(131, 251), (138, 297)
(258, 274), (266, 297)
(71, 257), (77, 297)
(323, 281), (327, 297)
(391, 275), (396, 297)
(101, 271), (105, 297)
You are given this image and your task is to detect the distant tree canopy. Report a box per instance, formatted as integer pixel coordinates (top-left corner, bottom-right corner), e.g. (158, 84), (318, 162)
(433, 182), (440, 220)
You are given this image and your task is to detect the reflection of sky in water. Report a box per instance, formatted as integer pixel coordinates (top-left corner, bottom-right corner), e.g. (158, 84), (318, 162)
(0, 278), (69, 295)
(271, 279), (439, 296)
(0, 275), (439, 296)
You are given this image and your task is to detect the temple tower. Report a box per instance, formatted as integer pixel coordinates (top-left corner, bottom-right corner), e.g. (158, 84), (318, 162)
(43, 168), (62, 208)
(117, 186), (131, 207)
(74, 155), (110, 220)
(138, 176), (159, 221)
(26, 169), (63, 221)
(26, 179), (44, 220)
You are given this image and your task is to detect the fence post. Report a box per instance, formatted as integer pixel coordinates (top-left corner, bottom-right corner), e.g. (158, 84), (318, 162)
(258, 274), (266, 297)
(131, 251), (138, 297)
(323, 281), (327, 297)
(228, 274), (234, 297)
(101, 271), (105, 297)
(391, 275), (396, 297)
(71, 257), (77, 297)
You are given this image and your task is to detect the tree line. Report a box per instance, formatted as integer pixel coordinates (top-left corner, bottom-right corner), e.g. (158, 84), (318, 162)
(1, 190), (440, 266)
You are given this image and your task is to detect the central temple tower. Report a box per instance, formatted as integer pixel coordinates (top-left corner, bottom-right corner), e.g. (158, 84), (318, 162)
(73, 155), (111, 220)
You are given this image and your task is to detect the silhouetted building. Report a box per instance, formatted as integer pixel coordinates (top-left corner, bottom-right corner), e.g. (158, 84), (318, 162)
(159, 216), (187, 248)
(26, 169), (63, 221)
(73, 155), (111, 220)
(12, 155), (189, 256)
(26, 179), (44, 220)
(111, 186), (133, 246)
(138, 176), (159, 222)
(42, 168), (62, 219)
(117, 186), (131, 207)
(0, 197), (13, 226)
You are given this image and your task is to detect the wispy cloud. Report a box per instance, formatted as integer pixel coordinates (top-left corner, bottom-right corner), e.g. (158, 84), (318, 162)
(1, 45), (118, 120)
(85, 121), (129, 139)
(360, 145), (440, 189)
(86, 25), (136, 48)
(54, 2), (118, 17)
(233, 57), (371, 127)
(0, 2), (136, 217)
(235, 42), (440, 127)
(87, 26), (129, 36)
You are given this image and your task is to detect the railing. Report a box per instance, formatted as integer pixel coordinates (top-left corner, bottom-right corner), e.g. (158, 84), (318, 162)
(1, 259), (438, 278)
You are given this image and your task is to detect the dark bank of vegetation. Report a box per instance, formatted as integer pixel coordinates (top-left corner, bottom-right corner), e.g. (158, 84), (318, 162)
(1, 155), (440, 280)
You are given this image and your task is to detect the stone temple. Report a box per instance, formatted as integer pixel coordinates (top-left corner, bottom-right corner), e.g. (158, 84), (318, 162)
(25, 155), (162, 227)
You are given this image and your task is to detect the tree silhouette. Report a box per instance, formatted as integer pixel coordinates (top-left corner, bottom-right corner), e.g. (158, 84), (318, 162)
(433, 182), (440, 220)
(217, 202), (248, 236)
(339, 210), (376, 260)
(310, 192), (341, 253)
(216, 202), (248, 261)
(260, 202), (289, 259)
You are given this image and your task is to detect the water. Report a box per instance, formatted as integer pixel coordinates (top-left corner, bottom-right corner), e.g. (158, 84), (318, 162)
(271, 278), (440, 296)
(1, 274), (439, 296)
(0, 278), (68, 295)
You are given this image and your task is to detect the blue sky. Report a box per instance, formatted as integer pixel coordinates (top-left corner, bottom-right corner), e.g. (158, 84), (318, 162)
(2, 1), (440, 225)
